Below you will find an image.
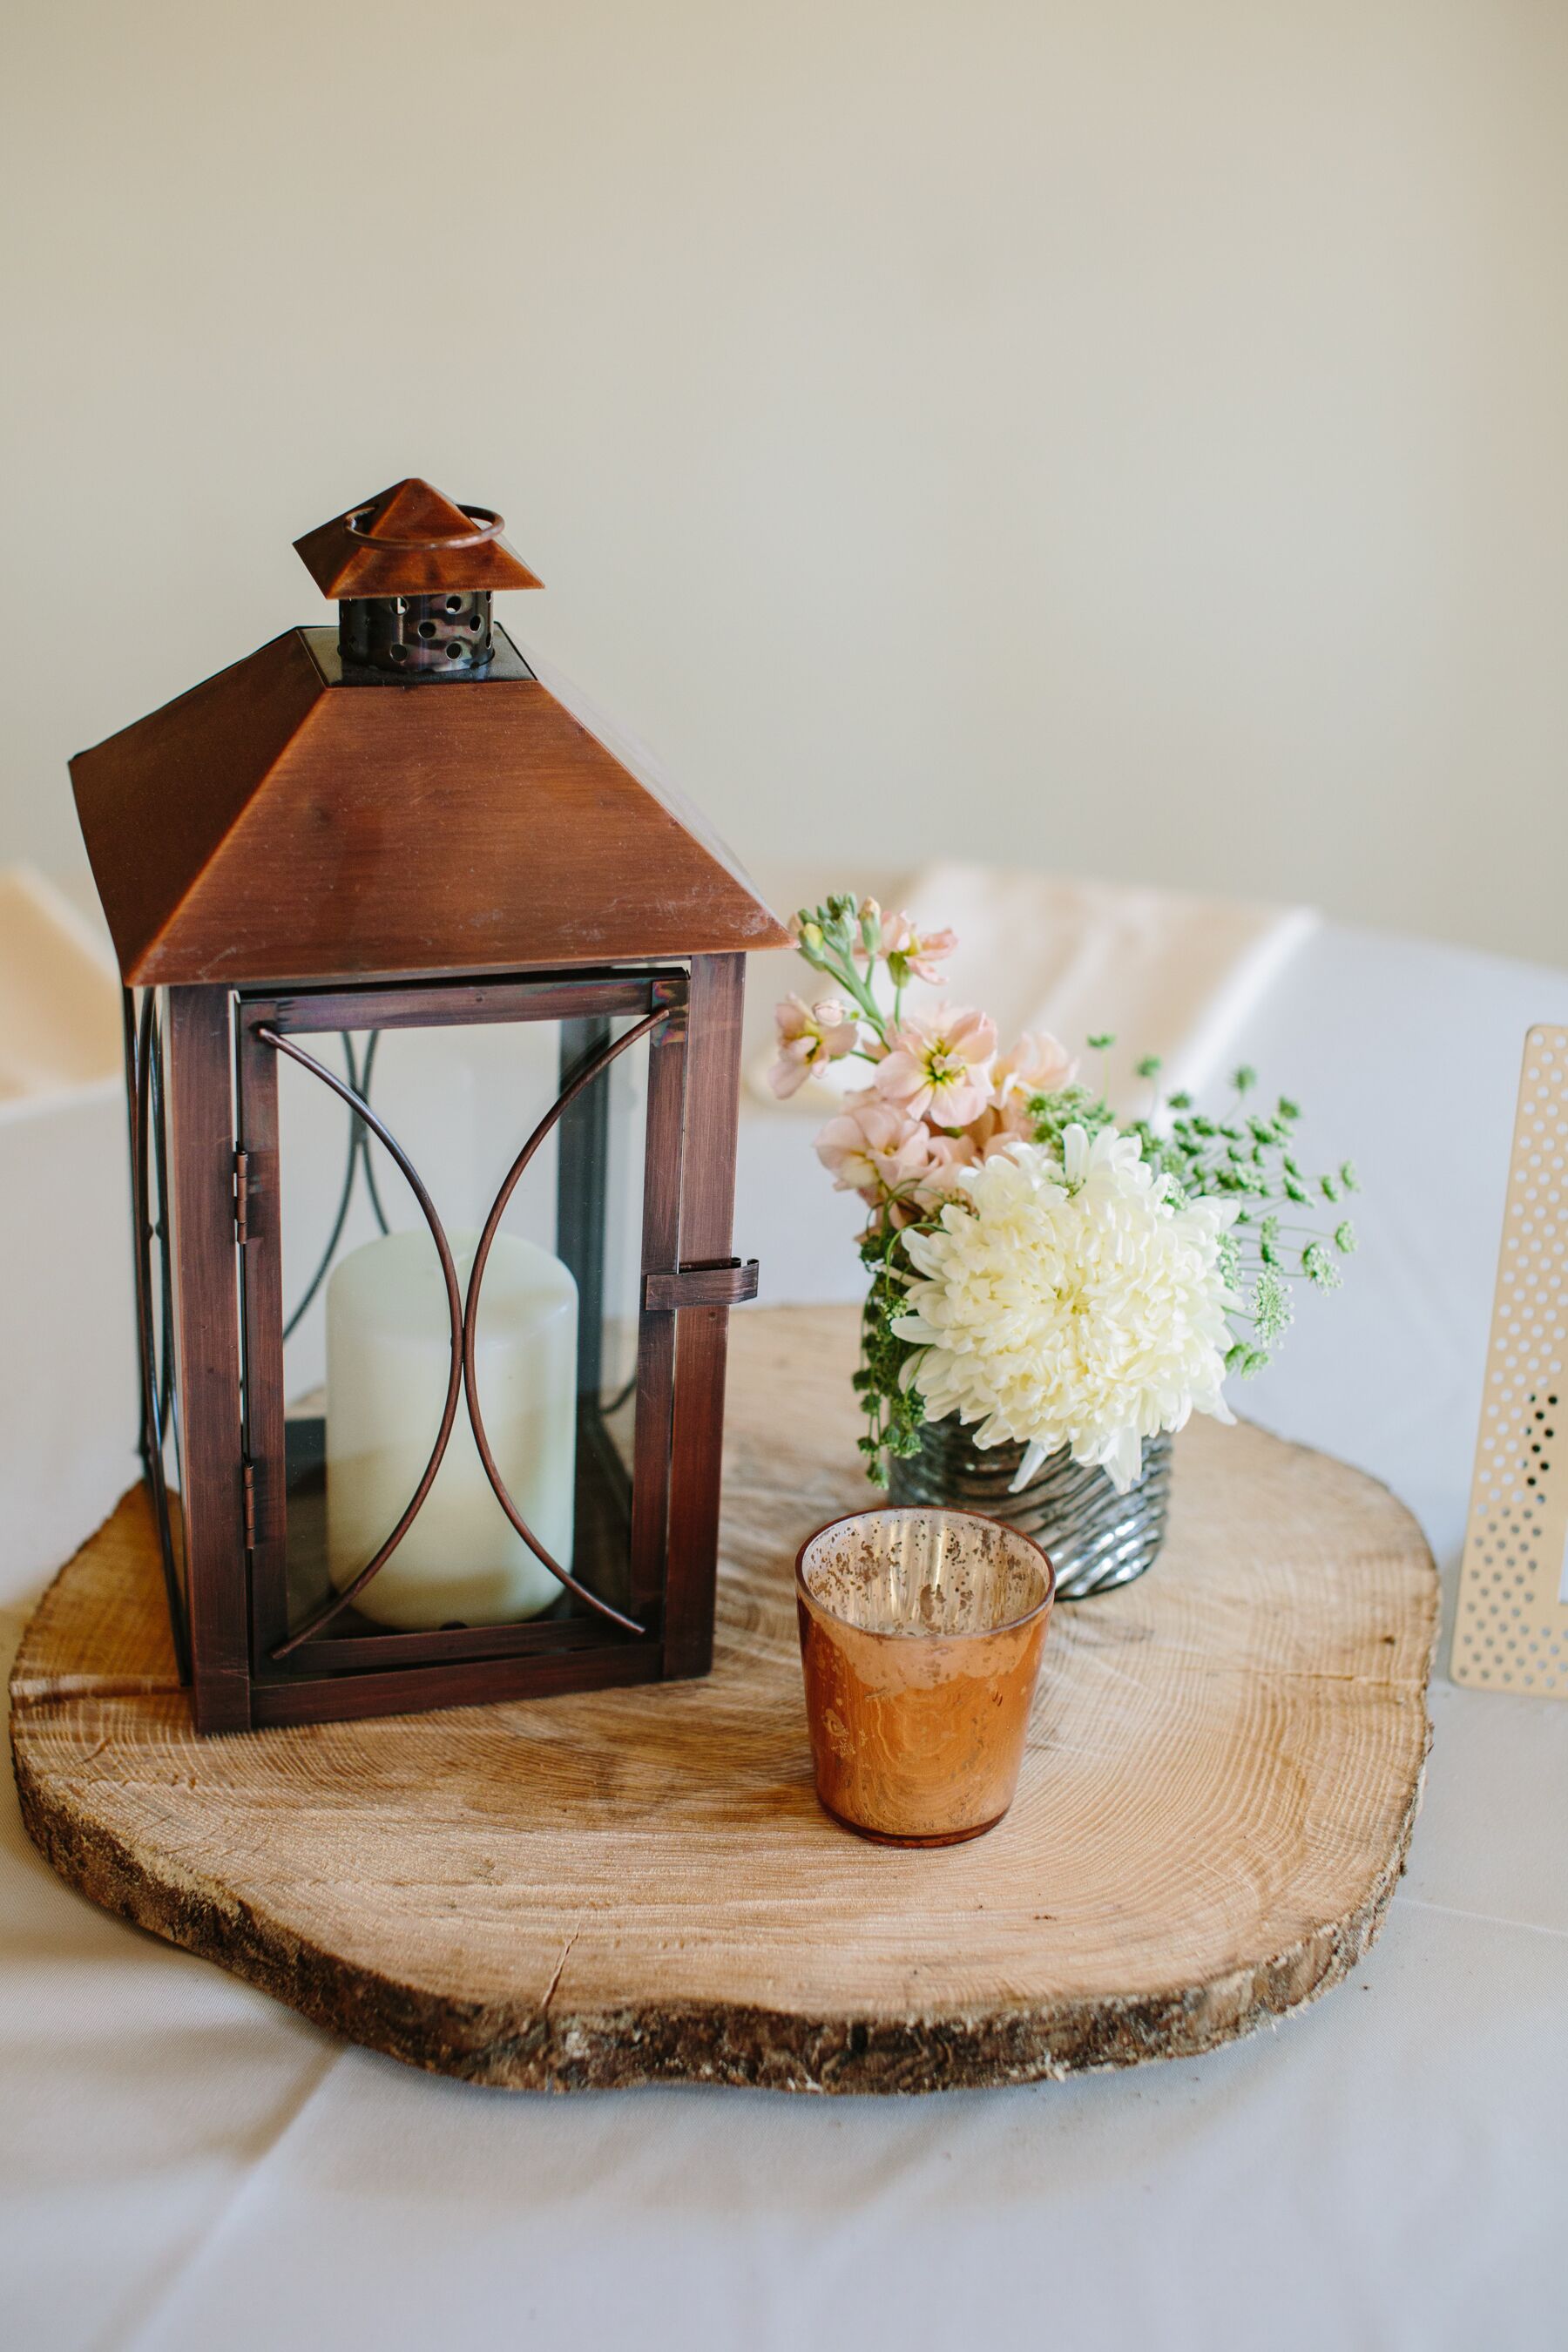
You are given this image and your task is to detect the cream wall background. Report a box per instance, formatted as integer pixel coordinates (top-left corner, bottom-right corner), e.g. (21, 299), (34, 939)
(3, 0), (1565, 963)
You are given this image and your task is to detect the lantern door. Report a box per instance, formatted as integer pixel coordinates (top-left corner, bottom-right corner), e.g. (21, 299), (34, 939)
(231, 970), (689, 1722)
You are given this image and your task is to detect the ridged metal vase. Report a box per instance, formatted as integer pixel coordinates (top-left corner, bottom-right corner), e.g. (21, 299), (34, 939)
(888, 1420), (1173, 1600)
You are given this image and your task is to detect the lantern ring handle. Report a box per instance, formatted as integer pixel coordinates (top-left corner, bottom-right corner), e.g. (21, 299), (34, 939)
(342, 502), (504, 551)
(256, 1025), (468, 1659)
(462, 1010), (665, 1639)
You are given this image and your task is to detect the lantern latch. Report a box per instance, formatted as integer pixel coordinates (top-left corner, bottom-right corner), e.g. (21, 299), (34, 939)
(233, 1149), (251, 1246)
(643, 1258), (760, 1313)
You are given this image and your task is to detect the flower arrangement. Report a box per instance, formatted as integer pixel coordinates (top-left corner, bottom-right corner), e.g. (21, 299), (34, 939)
(772, 893), (1358, 1494)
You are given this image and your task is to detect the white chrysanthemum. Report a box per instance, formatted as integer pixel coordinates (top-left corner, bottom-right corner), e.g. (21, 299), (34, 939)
(891, 1124), (1240, 1493)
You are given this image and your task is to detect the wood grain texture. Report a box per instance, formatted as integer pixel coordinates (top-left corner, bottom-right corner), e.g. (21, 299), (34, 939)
(10, 1307), (1438, 2095)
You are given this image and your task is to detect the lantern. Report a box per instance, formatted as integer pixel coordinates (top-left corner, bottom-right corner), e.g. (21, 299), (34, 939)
(71, 479), (788, 1733)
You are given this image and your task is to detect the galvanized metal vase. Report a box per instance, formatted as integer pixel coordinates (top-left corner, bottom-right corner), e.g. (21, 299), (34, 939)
(887, 1420), (1173, 1599)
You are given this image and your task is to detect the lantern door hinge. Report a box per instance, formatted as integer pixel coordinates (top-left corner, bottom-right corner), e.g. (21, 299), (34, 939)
(643, 1258), (760, 1313)
(233, 1148), (251, 1246)
(241, 1457), (257, 1550)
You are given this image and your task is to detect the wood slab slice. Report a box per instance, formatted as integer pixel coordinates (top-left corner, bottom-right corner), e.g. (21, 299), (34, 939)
(10, 1307), (1437, 2093)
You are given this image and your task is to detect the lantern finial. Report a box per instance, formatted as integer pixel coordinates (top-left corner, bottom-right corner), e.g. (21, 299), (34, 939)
(294, 477), (544, 681)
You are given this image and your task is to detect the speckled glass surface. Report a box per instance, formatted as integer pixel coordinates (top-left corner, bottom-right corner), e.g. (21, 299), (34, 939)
(801, 1507), (1050, 1637)
(795, 1508), (1054, 1845)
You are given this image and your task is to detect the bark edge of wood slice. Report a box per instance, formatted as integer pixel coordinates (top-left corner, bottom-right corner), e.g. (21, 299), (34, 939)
(10, 1306), (1439, 2095)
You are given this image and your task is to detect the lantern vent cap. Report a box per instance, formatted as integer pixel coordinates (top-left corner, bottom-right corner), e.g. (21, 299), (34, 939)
(294, 478), (544, 599)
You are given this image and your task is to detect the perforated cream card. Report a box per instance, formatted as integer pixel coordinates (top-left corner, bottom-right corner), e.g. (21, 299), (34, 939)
(1453, 1026), (1568, 1694)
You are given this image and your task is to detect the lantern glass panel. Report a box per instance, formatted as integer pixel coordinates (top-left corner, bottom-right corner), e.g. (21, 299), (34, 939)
(142, 989), (188, 1617)
(260, 1010), (651, 1643)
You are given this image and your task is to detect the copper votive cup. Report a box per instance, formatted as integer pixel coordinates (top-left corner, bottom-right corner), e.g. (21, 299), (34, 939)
(795, 1506), (1055, 1846)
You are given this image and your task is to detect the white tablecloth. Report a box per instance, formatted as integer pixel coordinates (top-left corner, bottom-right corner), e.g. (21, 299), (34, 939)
(4, 915), (1566, 2352)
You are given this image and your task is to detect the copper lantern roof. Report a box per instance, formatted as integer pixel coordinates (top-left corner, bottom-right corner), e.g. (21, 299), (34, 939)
(71, 482), (789, 989)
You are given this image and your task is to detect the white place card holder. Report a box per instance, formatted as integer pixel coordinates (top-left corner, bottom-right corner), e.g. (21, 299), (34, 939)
(1453, 1026), (1568, 1695)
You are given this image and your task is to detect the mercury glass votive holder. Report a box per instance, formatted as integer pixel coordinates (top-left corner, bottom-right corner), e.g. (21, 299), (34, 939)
(795, 1507), (1055, 1846)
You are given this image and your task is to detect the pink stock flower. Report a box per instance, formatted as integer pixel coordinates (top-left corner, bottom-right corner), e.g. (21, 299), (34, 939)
(912, 1132), (981, 1209)
(873, 1007), (997, 1127)
(963, 1031), (1079, 1155)
(768, 996), (859, 1099)
(814, 1093), (932, 1203)
(993, 1030), (1078, 1099)
(968, 1095), (1036, 1158)
(855, 909), (958, 986)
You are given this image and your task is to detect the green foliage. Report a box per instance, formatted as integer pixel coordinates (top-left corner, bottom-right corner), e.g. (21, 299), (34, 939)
(1024, 1081), (1117, 1157)
(854, 1228), (929, 1481)
(1301, 1240), (1342, 1291)
(1249, 1267), (1294, 1346)
(1044, 1061), (1355, 1383)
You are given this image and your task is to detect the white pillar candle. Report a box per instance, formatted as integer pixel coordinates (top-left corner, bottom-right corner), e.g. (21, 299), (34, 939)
(326, 1229), (578, 1630)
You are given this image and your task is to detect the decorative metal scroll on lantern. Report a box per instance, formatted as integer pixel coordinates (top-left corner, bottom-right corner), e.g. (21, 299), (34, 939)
(278, 1033), (389, 1342)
